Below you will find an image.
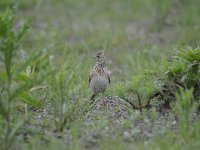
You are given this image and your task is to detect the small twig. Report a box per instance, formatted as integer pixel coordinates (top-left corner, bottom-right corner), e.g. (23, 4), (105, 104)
(135, 91), (142, 113)
(123, 98), (140, 110)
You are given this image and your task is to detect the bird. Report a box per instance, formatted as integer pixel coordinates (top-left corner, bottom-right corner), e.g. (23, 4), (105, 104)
(89, 50), (111, 100)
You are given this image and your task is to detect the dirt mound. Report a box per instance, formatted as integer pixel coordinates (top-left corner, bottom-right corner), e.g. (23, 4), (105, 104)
(85, 96), (132, 122)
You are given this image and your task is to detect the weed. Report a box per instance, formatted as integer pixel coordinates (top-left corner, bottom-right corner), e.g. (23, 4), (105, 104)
(47, 61), (89, 132)
(1, 0), (200, 150)
(0, 8), (50, 149)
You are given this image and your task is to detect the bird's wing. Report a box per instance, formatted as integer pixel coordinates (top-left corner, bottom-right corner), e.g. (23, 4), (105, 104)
(107, 70), (111, 84)
(89, 69), (95, 84)
(108, 74), (111, 83)
(89, 75), (91, 84)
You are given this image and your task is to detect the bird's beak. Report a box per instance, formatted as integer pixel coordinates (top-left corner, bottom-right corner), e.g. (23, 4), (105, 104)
(91, 56), (96, 59)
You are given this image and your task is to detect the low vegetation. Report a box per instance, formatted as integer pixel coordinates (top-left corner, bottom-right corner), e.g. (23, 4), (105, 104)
(0, 0), (200, 149)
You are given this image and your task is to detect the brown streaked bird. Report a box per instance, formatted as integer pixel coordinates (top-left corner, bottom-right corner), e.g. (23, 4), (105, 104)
(89, 50), (111, 100)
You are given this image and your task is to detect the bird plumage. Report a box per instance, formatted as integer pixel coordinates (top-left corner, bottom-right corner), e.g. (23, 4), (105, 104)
(89, 50), (111, 100)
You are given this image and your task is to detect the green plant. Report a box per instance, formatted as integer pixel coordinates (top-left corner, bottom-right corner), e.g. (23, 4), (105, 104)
(47, 61), (88, 132)
(111, 70), (161, 111)
(173, 88), (200, 146)
(0, 8), (49, 149)
(174, 88), (194, 132)
(165, 47), (200, 97)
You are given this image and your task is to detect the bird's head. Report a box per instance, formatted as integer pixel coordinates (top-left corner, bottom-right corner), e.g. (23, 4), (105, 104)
(91, 50), (105, 65)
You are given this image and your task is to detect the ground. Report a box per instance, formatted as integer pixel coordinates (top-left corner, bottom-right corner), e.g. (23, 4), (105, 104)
(0, 0), (200, 150)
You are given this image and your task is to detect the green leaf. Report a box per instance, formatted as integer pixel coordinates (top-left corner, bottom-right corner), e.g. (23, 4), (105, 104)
(19, 92), (44, 109)
(13, 50), (42, 78)
(17, 18), (31, 40)
(0, 71), (6, 79)
(13, 72), (31, 82)
(177, 50), (193, 62)
(7, 119), (24, 147)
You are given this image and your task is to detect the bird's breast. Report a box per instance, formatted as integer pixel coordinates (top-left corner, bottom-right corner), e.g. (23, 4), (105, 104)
(90, 76), (109, 93)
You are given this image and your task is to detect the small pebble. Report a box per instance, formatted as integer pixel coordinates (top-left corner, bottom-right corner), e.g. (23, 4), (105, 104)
(172, 120), (177, 125)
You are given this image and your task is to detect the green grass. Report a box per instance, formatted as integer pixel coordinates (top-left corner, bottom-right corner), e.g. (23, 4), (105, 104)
(0, 0), (200, 149)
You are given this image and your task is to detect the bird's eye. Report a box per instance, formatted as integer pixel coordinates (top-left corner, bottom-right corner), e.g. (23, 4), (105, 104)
(97, 55), (100, 58)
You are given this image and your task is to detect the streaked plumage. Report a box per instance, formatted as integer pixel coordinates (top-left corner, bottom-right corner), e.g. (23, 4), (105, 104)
(89, 50), (111, 100)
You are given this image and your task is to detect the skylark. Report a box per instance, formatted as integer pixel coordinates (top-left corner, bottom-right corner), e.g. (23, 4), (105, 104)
(89, 50), (111, 100)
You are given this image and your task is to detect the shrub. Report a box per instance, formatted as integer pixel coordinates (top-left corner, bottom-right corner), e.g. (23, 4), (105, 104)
(165, 47), (200, 99)
(0, 8), (50, 149)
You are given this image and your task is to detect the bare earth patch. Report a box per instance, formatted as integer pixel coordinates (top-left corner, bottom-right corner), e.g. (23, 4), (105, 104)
(85, 96), (132, 122)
